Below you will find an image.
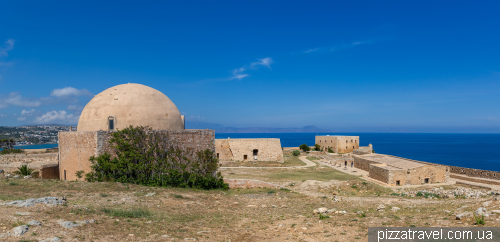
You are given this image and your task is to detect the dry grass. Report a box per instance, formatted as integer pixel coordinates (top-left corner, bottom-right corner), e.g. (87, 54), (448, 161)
(221, 155), (306, 167)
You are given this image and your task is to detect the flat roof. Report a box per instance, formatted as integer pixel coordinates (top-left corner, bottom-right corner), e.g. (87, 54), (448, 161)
(315, 135), (359, 137)
(358, 153), (425, 169)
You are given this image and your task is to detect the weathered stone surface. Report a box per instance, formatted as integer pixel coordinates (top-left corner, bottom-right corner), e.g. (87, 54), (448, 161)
(317, 207), (328, 214)
(377, 204), (385, 211)
(27, 220), (42, 226)
(456, 212), (473, 220)
(0, 197), (66, 207)
(390, 207), (400, 212)
(223, 179), (284, 189)
(475, 207), (488, 217)
(145, 193), (156, 197)
(12, 225), (28, 236)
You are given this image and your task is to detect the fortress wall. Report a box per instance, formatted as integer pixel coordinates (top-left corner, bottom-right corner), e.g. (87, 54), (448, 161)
(59, 129), (215, 181)
(448, 166), (500, 181)
(215, 138), (284, 163)
(0, 153), (59, 173)
(353, 156), (378, 172)
(368, 164), (391, 184)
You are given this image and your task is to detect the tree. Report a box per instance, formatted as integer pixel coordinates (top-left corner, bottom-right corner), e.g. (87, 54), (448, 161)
(292, 150), (300, 156)
(299, 144), (310, 152)
(314, 144), (321, 151)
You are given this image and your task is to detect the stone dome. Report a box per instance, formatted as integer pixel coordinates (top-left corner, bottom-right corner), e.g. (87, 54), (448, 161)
(77, 83), (185, 132)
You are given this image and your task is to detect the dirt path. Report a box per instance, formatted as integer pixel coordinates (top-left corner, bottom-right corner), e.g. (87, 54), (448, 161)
(219, 156), (316, 170)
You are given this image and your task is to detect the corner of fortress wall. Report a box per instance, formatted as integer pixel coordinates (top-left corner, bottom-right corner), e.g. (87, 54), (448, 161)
(58, 130), (215, 181)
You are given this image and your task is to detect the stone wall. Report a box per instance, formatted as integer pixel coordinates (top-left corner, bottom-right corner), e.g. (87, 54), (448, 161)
(0, 153), (58, 173)
(215, 138), (284, 163)
(448, 166), (500, 181)
(353, 146), (373, 155)
(59, 129), (215, 181)
(353, 156), (379, 172)
(315, 136), (359, 153)
(368, 164), (391, 184)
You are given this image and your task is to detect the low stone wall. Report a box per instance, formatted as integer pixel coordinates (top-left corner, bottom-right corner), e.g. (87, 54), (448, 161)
(223, 178), (284, 189)
(0, 153), (59, 173)
(450, 174), (500, 185)
(353, 147), (373, 155)
(448, 166), (500, 181)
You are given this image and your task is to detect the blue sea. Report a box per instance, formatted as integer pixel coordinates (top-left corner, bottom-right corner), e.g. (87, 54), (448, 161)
(6, 133), (500, 172)
(215, 133), (500, 172)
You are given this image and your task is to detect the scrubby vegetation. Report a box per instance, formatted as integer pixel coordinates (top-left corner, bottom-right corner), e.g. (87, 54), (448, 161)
(292, 150), (300, 156)
(85, 126), (228, 190)
(0, 148), (24, 155)
(299, 144), (310, 152)
(14, 164), (36, 176)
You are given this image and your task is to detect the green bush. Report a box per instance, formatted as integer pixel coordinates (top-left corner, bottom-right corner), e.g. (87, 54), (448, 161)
(0, 148), (24, 155)
(85, 126), (228, 190)
(314, 144), (321, 151)
(319, 214), (329, 220)
(292, 150), (300, 156)
(299, 144), (310, 152)
(75, 170), (85, 179)
(14, 165), (34, 176)
(475, 214), (485, 225)
(327, 147), (334, 153)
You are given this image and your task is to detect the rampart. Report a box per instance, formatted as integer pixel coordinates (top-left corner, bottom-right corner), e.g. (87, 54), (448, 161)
(215, 138), (284, 163)
(59, 129), (215, 181)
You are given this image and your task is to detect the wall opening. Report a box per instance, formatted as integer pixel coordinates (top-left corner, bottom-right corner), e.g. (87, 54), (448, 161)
(108, 116), (115, 130)
(424, 178), (429, 183)
(243, 155), (248, 161)
(217, 153), (219, 159)
(64, 170), (66, 181)
(396, 180), (400, 186)
(253, 149), (258, 156)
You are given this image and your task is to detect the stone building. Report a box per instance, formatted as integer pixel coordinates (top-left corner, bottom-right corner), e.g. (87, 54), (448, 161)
(354, 153), (449, 186)
(58, 83), (214, 181)
(315, 136), (359, 153)
(215, 138), (284, 163)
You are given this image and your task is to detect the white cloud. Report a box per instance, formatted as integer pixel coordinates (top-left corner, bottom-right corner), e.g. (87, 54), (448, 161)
(230, 57), (273, 80)
(0, 113), (7, 117)
(17, 117), (26, 121)
(67, 105), (84, 111)
(50, 87), (92, 97)
(249, 57), (273, 69)
(0, 39), (14, 57)
(21, 109), (36, 116)
(303, 48), (318, 53)
(0, 92), (42, 108)
(35, 110), (79, 124)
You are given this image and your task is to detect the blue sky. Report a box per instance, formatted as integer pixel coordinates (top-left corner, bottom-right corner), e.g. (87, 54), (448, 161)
(0, 1), (499, 132)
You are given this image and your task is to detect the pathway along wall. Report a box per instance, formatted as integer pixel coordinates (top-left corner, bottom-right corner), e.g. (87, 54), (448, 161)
(59, 129), (215, 181)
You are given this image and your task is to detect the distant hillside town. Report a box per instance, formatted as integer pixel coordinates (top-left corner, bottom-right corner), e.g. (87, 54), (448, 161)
(0, 125), (75, 145)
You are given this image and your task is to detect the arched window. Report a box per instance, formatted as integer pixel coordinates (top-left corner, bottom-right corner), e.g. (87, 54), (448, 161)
(108, 116), (116, 130)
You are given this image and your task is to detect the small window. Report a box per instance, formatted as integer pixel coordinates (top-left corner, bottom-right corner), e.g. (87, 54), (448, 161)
(217, 153), (219, 159)
(253, 149), (258, 156)
(396, 180), (400, 186)
(243, 155), (248, 161)
(108, 116), (115, 130)
(424, 178), (429, 183)
(353, 146), (354, 149)
(64, 170), (66, 181)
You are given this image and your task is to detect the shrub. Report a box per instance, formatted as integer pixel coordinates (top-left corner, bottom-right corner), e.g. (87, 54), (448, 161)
(314, 144), (321, 151)
(292, 150), (300, 156)
(475, 215), (485, 225)
(85, 126), (228, 190)
(299, 144), (310, 152)
(75, 170), (85, 179)
(319, 214), (329, 220)
(0, 148), (24, 155)
(327, 148), (334, 153)
(14, 165), (34, 176)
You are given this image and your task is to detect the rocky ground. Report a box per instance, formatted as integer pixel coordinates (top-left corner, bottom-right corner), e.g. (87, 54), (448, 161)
(1, 155), (499, 241)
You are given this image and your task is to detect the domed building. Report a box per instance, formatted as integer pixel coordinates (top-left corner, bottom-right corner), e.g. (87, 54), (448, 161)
(58, 84), (214, 181)
(77, 83), (185, 132)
